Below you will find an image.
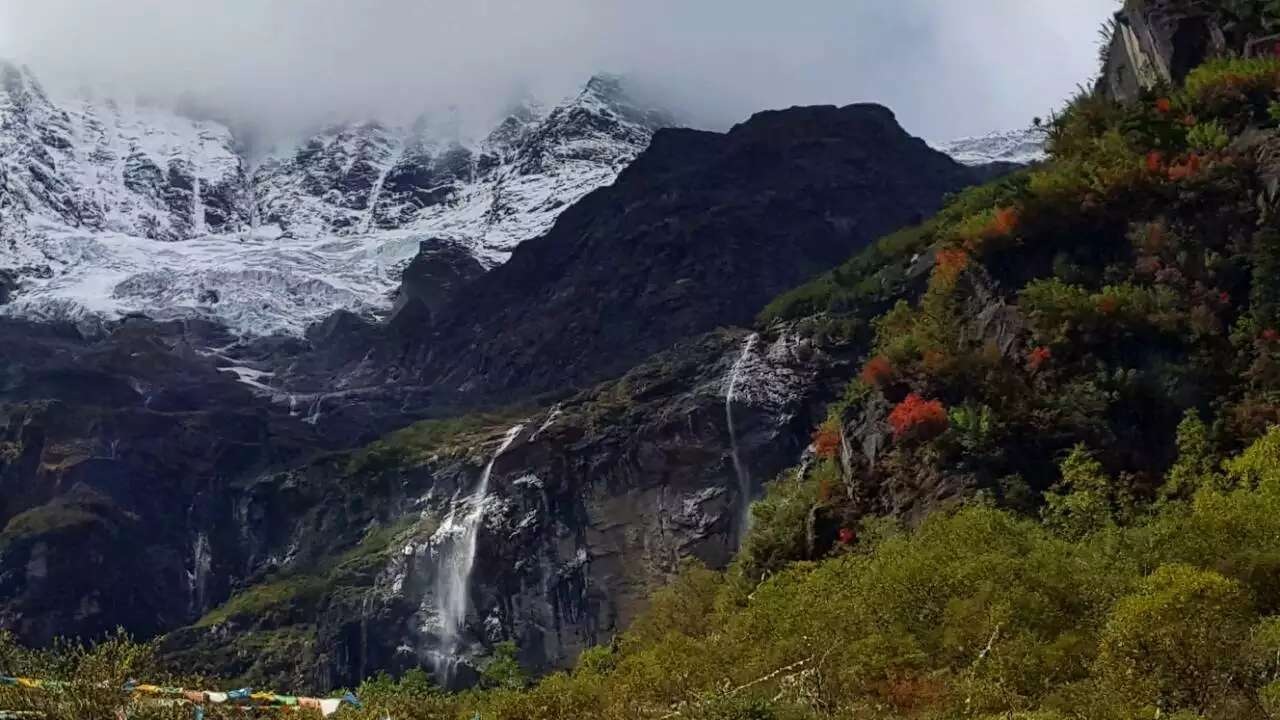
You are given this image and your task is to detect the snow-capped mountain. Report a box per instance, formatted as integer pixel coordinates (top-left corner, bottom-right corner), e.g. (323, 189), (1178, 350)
(0, 63), (670, 335)
(937, 127), (1046, 166)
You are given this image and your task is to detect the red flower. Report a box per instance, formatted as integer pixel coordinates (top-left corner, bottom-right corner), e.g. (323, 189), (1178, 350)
(1028, 346), (1052, 371)
(1155, 97), (1172, 114)
(888, 394), (949, 440)
(1219, 291), (1231, 305)
(1264, 329), (1280, 343)
(1146, 151), (1164, 173)
(837, 527), (857, 545)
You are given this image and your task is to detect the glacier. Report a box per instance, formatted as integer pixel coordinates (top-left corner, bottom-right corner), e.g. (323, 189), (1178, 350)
(1, 65), (669, 336)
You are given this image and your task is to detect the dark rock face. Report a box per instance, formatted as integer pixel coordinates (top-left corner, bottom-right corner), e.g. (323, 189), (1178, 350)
(159, 328), (840, 692)
(1097, 0), (1277, 103)
(392, 241), (487, 322)
(0, 319), (318, 644)
(371, 142), (475, 229)
(405, 103), (979, 403)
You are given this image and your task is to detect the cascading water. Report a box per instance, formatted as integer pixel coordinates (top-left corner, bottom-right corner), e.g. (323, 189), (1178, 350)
(725, 334), (758, 543)
(192, 172), (206, 235)
(303, 393), (327, 426)
(187, 532), (212, 614)
(432, 423), (524, 681)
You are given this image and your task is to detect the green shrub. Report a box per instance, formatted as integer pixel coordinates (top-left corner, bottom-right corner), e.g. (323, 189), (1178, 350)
(1184, 56), (1280, 109)
(1096, 564), (1253, 712)
(1187, 120), (1231, 153)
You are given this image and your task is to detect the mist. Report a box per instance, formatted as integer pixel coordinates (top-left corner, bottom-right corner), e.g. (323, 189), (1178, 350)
(0, 0), (1119, 145)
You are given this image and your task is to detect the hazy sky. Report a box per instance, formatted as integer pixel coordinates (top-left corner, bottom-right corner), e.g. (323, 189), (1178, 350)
(0, 0), (1119, 144)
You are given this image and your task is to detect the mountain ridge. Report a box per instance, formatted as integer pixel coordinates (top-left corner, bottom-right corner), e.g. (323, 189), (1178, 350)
(0, 64), (671, 335)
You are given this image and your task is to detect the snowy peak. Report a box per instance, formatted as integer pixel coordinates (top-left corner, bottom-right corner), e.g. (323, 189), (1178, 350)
(252, 74), (670, 251)
(938, 127), (1046, 166)
(0, 60), (249, 242)
(0, 69), (673, 336)
(254, 121), (401, 236)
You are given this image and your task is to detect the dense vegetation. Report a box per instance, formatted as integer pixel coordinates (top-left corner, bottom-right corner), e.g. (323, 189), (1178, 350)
(15, 18), (1280, 720)
(8, 429), (1280, 718)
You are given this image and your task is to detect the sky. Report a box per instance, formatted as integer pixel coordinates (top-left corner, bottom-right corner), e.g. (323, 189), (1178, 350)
(0, 0), (1120, 144)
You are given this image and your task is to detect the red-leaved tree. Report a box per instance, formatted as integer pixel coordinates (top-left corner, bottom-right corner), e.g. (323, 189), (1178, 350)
(860, 355), (894, 387)
(888, 394), (948, 440)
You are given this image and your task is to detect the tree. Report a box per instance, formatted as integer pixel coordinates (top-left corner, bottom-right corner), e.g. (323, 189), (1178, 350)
(481, 641), (529, 690)
(1042, 445), (1129, 538)
(1096, 564), (1253, 713)
(888, 394), (948, 440)
(1160, 410), (1223, 500)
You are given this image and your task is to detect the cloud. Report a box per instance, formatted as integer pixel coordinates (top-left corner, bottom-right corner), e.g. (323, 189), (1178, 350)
(0, 0), (1119, 143)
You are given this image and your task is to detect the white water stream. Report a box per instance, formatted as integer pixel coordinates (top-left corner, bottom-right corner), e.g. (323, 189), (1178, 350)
(725, 334), (758, 542)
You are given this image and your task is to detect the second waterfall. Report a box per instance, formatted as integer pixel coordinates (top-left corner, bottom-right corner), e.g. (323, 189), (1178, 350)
(725, 334), (758, 543)
(432, 423), (525, 680)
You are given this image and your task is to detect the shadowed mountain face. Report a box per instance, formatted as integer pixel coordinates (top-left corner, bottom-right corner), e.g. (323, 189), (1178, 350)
(394, 103), (982, 403)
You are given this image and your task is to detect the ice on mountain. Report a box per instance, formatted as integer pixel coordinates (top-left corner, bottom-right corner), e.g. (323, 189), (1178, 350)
(937, 127), (1047, 166)
(0, 67), (668, 336)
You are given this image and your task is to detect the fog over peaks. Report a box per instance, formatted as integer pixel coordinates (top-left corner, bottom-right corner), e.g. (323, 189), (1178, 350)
(0, 0), (1119, 144)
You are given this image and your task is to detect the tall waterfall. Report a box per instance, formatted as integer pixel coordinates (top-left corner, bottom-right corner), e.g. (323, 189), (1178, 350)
(725, 334), (758, 542)
(191, 172), (206, 235)
(433, 423), (525, 676)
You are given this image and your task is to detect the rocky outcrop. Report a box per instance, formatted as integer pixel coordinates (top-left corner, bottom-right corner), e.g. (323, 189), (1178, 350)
(1098, 0), (1280, 103)
(391, 241), (486, 323)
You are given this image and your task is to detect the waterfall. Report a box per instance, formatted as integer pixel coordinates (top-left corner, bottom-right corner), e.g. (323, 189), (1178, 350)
(361, 140), (403, 234)
(303, 394), (327, 426)
(192, 172), (206, 235)
(433, 423), (524, 679)
(187, 532), (212, 614)
(725, 334), (758, 542)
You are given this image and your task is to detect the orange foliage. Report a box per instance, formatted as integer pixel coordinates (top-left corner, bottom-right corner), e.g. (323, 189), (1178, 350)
(922, 349), (950, 374)
(932, 248), (970, 287)
(813, 423), (842, 459)
(860, 355), (894, 387)
(874, 674), (948, 713)
(888, 393), (948, 440)
(1145, 151), (1164, 174)
(990, 206), (1020, 236)
(1028, 346), (1052, 371)
(1155, 97), (1172, 114)
(1096, 294), (1120, 316)
(1167, 153), (1202, 181)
